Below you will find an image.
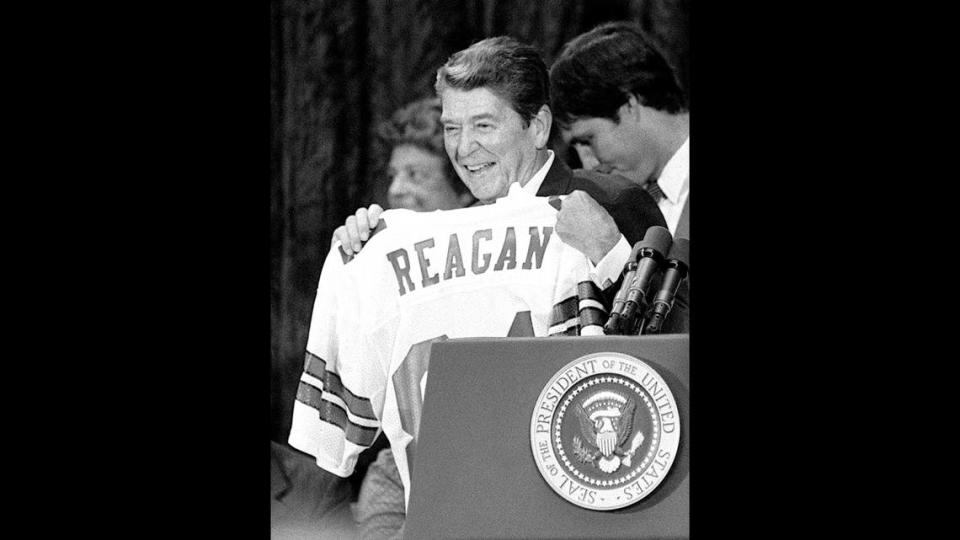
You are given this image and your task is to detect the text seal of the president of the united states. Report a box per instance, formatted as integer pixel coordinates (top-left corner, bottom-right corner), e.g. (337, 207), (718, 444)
(530, 352), (680, 510)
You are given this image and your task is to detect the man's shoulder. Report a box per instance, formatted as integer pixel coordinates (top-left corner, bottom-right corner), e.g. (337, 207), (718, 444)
(567, 168), (667, 240)
(540, 157), (635, 199)
(572, 169), (643, 192)
(568, 169), (651, 206)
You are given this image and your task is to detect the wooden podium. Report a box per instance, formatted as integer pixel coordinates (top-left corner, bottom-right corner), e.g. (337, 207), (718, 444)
(405, 335), (689, 539)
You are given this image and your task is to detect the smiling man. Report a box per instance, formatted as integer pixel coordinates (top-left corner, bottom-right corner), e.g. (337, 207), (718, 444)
(439, 86), (546, 204)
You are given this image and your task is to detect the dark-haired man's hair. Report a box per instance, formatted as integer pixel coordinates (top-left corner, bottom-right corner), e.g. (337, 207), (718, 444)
(376, 97), (469, 196)
(550, 21), (687, 128)
(435, 36), (549, 128)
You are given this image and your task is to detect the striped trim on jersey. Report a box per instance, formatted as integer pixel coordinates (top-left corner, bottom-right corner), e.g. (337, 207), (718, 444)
(547, 282), (611, 336)
(295, 351), (379, 447)
(577, 280), (608, 336)
(548, 296), (580, 336)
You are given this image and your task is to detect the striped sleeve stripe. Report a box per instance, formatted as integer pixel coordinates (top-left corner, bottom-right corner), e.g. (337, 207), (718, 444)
(300, 373), (379, 428)
(548, 296), (578, 328)
(579, 324), (605, 336)
(577, 280), (608, 336)
(304, 351), (377, 420)
(296, 382), (379, 447)
(548, 317), (580, 336)
(578, 298), (606, 312)
(578, 306), (608, 327)
(577, 281), (608, 309)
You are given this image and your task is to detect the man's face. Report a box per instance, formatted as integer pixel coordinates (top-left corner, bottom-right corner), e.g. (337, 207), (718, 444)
(440, 87), (543, 203)
(562, 102), (656, 185)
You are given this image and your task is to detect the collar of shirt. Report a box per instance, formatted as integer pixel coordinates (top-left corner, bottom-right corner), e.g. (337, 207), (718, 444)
(520, 150), (554, 196)
(656, 137), (689, 203)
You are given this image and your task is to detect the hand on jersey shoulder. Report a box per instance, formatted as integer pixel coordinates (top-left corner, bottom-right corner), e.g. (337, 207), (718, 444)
(555, 190), (621, 265)
(333, 204), (384, 255)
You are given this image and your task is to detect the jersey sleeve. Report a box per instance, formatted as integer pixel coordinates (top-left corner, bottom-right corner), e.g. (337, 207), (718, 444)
(288, 243), (386, 477)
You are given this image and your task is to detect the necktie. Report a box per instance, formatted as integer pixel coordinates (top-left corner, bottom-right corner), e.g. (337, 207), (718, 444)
(645, 180), (665, 203)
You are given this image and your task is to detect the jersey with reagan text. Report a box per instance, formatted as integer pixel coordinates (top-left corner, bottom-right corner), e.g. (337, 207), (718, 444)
(288, 187), (604, 507)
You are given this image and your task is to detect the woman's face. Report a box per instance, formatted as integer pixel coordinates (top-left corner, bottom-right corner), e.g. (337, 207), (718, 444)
(386, 144), (470, 212)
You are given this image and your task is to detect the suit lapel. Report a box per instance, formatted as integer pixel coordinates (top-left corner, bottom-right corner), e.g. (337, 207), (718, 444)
(536, 156), (573, 197)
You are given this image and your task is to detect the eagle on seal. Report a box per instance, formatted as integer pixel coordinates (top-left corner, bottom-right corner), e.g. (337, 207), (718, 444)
(574, 396), (641, 473)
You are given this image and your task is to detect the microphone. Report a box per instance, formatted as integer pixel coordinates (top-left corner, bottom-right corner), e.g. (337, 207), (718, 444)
(614, 226), (673, 334)
(603, 241), (647, 335)
(641, 238), (689, 335)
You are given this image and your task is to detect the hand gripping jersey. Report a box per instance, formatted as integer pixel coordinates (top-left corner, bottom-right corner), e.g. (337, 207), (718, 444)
(288, 187), (609, 507)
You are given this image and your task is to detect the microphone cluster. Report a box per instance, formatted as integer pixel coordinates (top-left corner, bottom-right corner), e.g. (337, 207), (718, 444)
(602, 226), (689, 335)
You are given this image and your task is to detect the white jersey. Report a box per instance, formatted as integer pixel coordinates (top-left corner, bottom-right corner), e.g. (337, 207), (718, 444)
(288, 187), (605, 507)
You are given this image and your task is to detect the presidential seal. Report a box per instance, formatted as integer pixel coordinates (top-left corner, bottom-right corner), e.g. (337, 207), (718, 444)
(530, 352), (680, 510)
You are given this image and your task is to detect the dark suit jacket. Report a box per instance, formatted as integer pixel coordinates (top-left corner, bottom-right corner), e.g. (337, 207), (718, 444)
(657, 266), (689, 332)
(657, 196), (689, 334)
(536, 157), (666, 247)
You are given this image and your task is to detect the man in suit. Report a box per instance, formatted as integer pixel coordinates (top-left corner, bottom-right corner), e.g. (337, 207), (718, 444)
(549, 21), (690, 241)
(550, 21), (690, 335)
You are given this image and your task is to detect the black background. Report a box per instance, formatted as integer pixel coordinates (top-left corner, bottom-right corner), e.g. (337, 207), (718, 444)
(24, 1), (934, 537)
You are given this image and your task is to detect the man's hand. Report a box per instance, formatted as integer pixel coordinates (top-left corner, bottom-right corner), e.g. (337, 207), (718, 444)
(555, 191), (621, 265)
(332, 204), (384, 256)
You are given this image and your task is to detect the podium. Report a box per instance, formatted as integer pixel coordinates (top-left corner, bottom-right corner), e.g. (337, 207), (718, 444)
(405, 335), (689, 539)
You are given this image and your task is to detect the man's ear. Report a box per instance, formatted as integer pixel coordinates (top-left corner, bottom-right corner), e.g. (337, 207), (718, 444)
(620, 94), (642, 123)
(531, 104), (552, 149)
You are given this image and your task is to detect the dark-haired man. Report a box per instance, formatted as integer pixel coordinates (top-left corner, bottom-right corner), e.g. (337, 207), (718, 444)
(551, 21), (690, 341)
(550, 21), (689, 240)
